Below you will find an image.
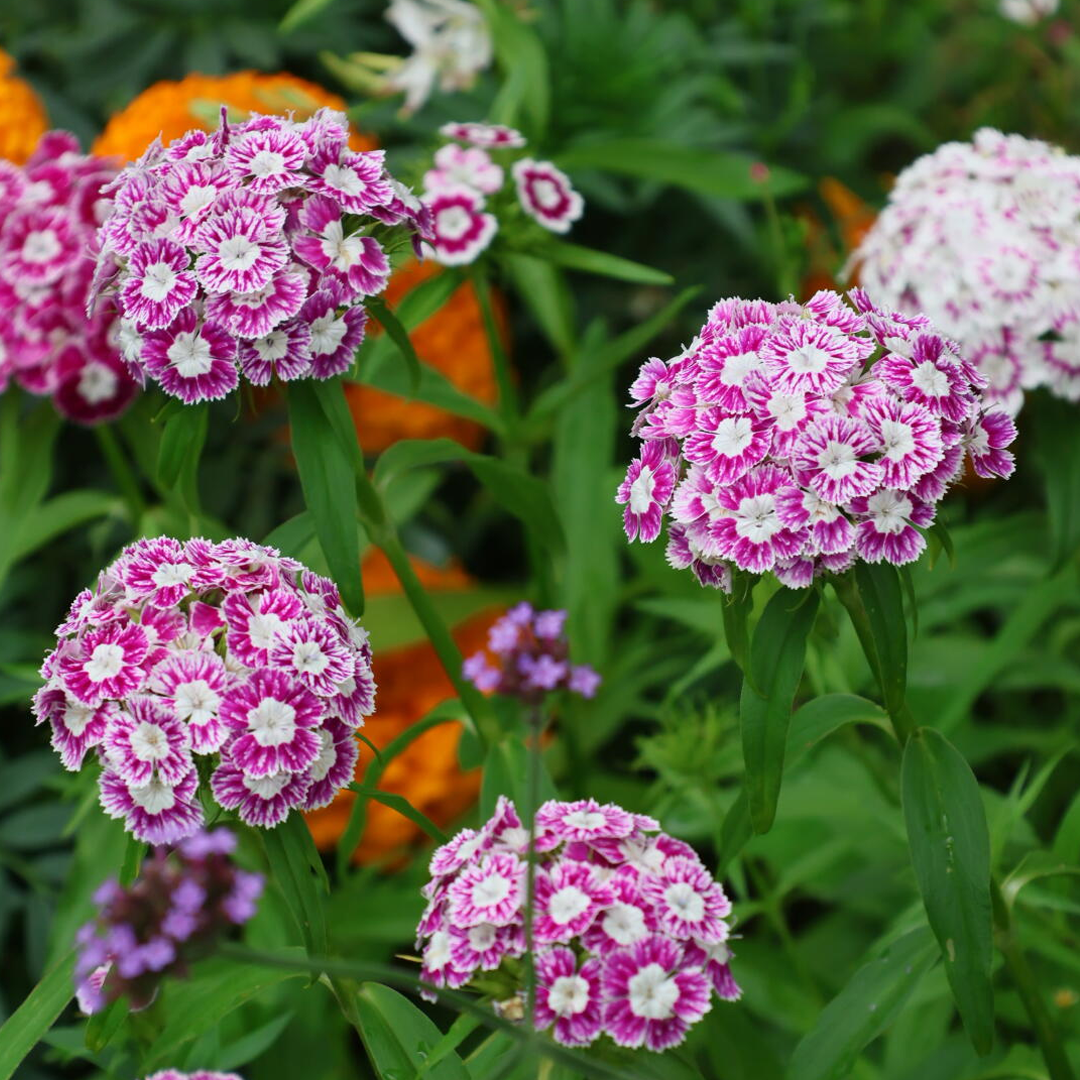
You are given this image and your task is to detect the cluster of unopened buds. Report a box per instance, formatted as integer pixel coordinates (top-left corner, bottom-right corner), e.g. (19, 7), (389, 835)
(422, 122), (583, 265)
(35, 536), (373, 842)
(0, 131), (138, 423)
(462, 601), (601, 704)
(417, 797), (738, 1052)
(89, 106), (430, 403)
(617, 288), (1016, 590)
(854, 128), (1080, 413)
(75, 828), (262, 1014)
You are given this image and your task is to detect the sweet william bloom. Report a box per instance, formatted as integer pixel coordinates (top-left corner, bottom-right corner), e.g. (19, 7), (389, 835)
(620, 289), (1014, 589)
(440, 122), (525, 150)
(424, 143), (503, 195)
(512, 159), (584, 234)
(616, 441), (677, 543)
(423, 185), (497, 266)
(416, 798), (738, 1050)
(37, 537), (374, 841)
(74, 828), (261, 1014)
(141, 310), (239, 404)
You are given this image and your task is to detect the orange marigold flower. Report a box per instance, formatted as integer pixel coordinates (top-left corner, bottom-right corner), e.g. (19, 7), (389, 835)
(305, 549), (496, 864)
(0, 50), (49, 165)
(92, 70), (377, 161)
(346, 257), (500, 452)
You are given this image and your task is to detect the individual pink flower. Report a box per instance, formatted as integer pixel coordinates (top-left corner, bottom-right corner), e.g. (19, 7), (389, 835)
(963, 409), (1017, 479)
(99, 766), (203, 845)
(32, 689), (111, 770)
(102, 696), (193, 787)
(512, 159), (583, 234)
(119, 239), (198, 330)
(60, 621), (150, 704)
(792, 414), (883, 505)
(534, 799), (635, 845)
(761, 319), (871, 395)
(447, 852), (526, 927)
(774, 486), (854, 556)
(439, 122), (526, 149)
(684, 941), (742, 1002)
(533, 861), (613, 943)
(204, 269), (308, 339)
(424, 144), (503, 194)
(209, 758), (312, 828)
(683, 409), (771, 485)
(0, 205), (77, 286)
(449, 921), (524, 974)
(864, 396), (945, 489)
(582, 875), (654, 956)
(225, 127), (308, 194)
(693, 327), (767, 412)
(303, 718), (360, 809)
(141, 310), (239, 403)
(640, 856), (732, 944)
(148, 650), (232, 754)
(534, 949), (604, 1047)
(873, 335), (974, 423)
(422, 185), (497, 266)
(51, 345), (138, 426)
(602, 935), (712, 1052)
(616, 441), (677, 543)
(267, 618), (354, 698)
(194, 207), (289, 295)
(851, 489), (934, 566)
(117, 536), (197, 607)
(220, 668), (323, 778)
(293, 194), (391, 298)
(308, 146), (394, 214)
(237, 320), (313, 386)
(299, 290), (368, 379)
(223, 586), (304, 668)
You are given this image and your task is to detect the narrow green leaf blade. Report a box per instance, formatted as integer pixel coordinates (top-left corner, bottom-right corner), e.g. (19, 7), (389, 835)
(0, 949), (75, 1080)
(901, 728), (994, 1053)
(740, 587), (820, 833)
(786, 927), (938, 1080)
(157, 401), (208, 491)
(261, 814), (329, 958)
(367, 296), (422, 394)
(533, 239), (673, 285)
(853, 563), (908, 718)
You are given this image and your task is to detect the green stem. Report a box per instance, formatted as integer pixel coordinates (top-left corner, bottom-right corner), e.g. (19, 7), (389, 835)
(94, 425), (145, 523)
(472, 264), (519, 424)
(354, 465), (499, 746)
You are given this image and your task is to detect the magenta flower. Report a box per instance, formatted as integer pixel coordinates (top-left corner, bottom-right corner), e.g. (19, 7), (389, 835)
(534, 861), (613, 943)
(683, 409), (771, 485)
(602, 935), (712, 1052)
(864, 396), (945, 489)
(440, 122), (526, 149)
(302, 718), (359, 810)
(225, 127), (307, 194)
(59, 621), (150, 705)
(99, 766), (203, 846)
(102, 697), (193, 787)
(32, 689), (111, 770)
(237, 320), (313, 386)
(223, 586), (304, 668)
(293, 194), (390, 299)
(851, 489), (934, 566)
(141, 310), (239, 403)
(762, 319), (871, 396)
(512, 159), (584, 234)
(693, 327), (767, 412)
(422, 185), (497, 266)
(616, 441), (677, 543)
(119, 239), (198, 330)
(447, 852), (526, 928)
(51, 345), (138, 426)
(449, 921), (524, 974)
(640, 856), (732, 944)
(309, 146), (394, 214)
(204, 269), (308, 339)
(0, 205), (77, 286)
(792, 413), (883, 505)
(210, 758), (312, 828)
(194, 207), (288, 294)
(424, 143), (503, 195)
(963, 408), (1017, 479)
(149, 650), (231, 754)
(534, 949), (604, 1047)
(300, 290), (368, 379)
(535, 799), (635, 845)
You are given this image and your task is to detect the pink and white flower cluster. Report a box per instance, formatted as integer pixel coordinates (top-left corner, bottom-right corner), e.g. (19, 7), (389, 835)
(617, 289), (1016, 590)
(90, 108), (429, 403)
(854, 129), (1080, 413)
(0, 132), (138, 424)
(417, 797), (739, 1052)
(34, 537), (374, 843)
(422, 122), (583, 265)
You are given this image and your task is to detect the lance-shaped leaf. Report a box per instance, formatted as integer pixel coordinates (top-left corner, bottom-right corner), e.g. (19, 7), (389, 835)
(901, 727), (994, 1054)
(0, 950), (75, 1080)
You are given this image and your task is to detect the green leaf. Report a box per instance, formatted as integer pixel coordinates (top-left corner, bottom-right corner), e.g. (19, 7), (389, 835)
(213, 1010), (294, 1070)
(787, 694), (891, 755)
(1001, 850), (1080, 911)
(286, 381), (364, 614)
(480, 736), (558, 819)
(853, 562), (909, 719)
(279, 0), (336, 32)
(740, 587), (820, 834)
(901, 727), (994, 1054)
(156, 401), (208, 492)
(502, 253), (576, 357)
(348, 785), (448, 844)
(722, 572), (755, 676)
(475, 0), (549, 135)
(554, 139), (808, 200)
(374, 438), (565, 556)
(260, 815), (329, 958)
(353, 982), (470, 1080)
(10, 490), (120, 561)
(531, 239), (673, 285)
(262, 512), (316, 559)
(0, 949), (75, 1080)
(786, 927), (938, 1080)
(366, 296), (422, 395)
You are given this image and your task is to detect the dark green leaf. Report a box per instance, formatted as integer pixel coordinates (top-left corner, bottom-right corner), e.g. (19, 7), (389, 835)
(157, 401), (208, 492)
(901, 727), (994, 1053)
(0, 949), (75, 1080)
(531, 239), (673, 285)
(366, 296), (422, 395)
(502, 254), (576, 357)
(260, 815), (329, 958)
(279, 0), (337, 32)
(853, 562), (909, 719)
(786, 927), (938, 1080)
(348, 785), (449, 844)
(480, 736), (558, 819)
(740, 587), (820, 833)
(10, 490), (121, 561)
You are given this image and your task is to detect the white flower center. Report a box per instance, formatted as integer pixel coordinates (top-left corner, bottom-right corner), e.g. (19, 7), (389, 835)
(437, 205), (472, 241)
(818, 439), (858, 480)
(292, 639), (329, 676)
(22, 229), (61, 264)
(254, 330), (290, 362)
(664, 881), (706, 923)
(86, 642), (125, 682)
(867, 490), (912, 533)
(130, 720), (170, 761)
(248, 697), (297, 746)
(166, 331), (214, 378)
(531, 177), (562, 210)
(548, 884), (592, 925)
(878, 418), (916, 461)
(720, 352), (759, 386)
(310, 312), (348, 357)
(628, 465), (656, 515)
(217, 235), (260, 272)
(548, 975), (590, 1016)
(248, 611), (287, 650)
(129, 776), (176, 813)
(140, 260), (179, 301)
(243, 771), (290, 799)
(249, 149), (288, 178)
(711, 416), (754, 457)
(426, 930), (452, 970)
(627, 964), (681, 1021)
(563, 809), (607, 831)
(603, 902), (648, 946)
(910, 362), (950, 398)
(768, 392), (807, 430)
(63, 701), (97, 737)
(180, 184), (218, 217)
(786, 344), (832, 374)
(468, 924), (497, 951)
(77, 361), (119, 404)
(309, 728), (337, 781)
(734, 493), (781, 543)
(151, 562), (194, 589)
(174, 679), (220, 726)
(471, 871), (512, 910)
(323, 163), (366, 198)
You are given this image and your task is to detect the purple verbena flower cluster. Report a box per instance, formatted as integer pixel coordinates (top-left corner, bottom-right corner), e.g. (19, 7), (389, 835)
(617, 288), (1017, 590)
(462, 602), (600, 703)
(854, 128), (1080, 413)
(0, 131), (138, 423)
(34, 537), (373, 842)
(89, 108), (430, 403)
(417, 797), (738, 1052)
(75, 828), (262, 1014)
(422, 122), (583, 265)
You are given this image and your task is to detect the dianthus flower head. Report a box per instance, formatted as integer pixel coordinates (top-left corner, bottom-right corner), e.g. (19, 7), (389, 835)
(420, 124), (584, 266)
(853, 128), (1080, 413)
(0, 131), (138, 423)
(618, 288), (1015, 590)
(461, 602), (600, 704)
(90, 108), (428, 404)
(74, 828), (262, 1014)
(416, 796), (739, 1050)
(35, 536), (375, 842)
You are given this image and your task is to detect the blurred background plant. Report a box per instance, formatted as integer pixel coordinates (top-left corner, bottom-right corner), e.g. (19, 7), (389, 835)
(1, 1), (1079, 1078)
